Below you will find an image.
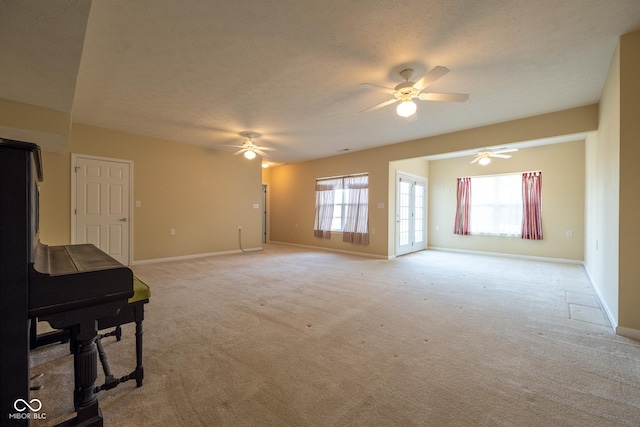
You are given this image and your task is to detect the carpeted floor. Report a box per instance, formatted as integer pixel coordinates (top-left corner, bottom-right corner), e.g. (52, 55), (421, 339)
(29, 244), (640, 426)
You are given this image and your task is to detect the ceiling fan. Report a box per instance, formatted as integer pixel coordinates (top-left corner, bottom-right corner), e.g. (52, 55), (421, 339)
(470, 148), (518, 165)
(220, 131), (276, 160)
(360, 66), (469, 117)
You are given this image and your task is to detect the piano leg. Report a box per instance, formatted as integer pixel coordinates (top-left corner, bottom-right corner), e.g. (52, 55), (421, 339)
(57, 321), (103, 427)
(41, 302), (126, 427)
(134, 310), (144, 387)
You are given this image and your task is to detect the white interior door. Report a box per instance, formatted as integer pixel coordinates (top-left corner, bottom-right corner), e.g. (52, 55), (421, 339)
(396, 173), (427, 256)
(73, 155), (132, 265)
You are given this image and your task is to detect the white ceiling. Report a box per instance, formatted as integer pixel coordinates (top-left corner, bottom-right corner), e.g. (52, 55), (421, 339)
(2, 1), (640, 164)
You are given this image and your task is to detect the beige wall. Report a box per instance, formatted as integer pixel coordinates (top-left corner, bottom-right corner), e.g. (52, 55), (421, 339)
(0, 99), (70, 151)
(429, 141), (585, 260)
(585, 45), (620, 325)
(262, 166), (272, 186)
(583, 28), (640, 335)
(371, 104), (598, 162)
(269, 105), (597, 258)
(39, 150), (72, 245)
(38, 124), (263, 262)
(269, 149), (389, 256)
(618, 30), (640, 333)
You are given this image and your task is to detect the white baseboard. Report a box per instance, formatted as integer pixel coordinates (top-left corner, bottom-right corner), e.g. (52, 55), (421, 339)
(583, 265), (640, 339)
(269, 241), (388, 259)
(132, 246), (263, 265)
(428, 246), (584, 265)
(582, 264), (617, 332)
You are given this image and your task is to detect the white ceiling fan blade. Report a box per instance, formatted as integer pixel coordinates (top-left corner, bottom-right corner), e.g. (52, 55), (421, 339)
(418, 92), (469, 102)
(489, 154), (511, 159)
(414, 66), (449, 90)
(233, 148), (248, 155)
(359, 83), (396, 94)
(254, 145), (277, 151)
(470, 157), (481, 164)
(253, 148), (270, 158)
(219, 144), (244, 148)
(359, 98), (399, 113)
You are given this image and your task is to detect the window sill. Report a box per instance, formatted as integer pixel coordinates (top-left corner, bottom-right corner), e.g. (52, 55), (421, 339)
(470, 233), (522, 238)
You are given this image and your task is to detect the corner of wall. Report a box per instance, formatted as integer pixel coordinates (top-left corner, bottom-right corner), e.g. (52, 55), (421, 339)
(583, 262), (617, 331)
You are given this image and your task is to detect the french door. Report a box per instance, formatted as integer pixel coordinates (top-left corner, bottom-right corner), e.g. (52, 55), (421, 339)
(396, 173), (427, 256)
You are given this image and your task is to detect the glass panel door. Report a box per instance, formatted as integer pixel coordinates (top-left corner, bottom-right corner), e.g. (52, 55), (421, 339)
(396, 173), (427, 256)
(398, 179), (411, 253)
(414, 182), (425, 247)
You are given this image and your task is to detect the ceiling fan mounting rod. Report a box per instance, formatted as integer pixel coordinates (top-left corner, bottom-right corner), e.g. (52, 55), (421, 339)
(240, 131), (260, 140)
(399, 68), (414, 81)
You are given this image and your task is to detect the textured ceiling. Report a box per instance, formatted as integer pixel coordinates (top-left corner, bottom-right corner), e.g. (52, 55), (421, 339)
(0, 0), (90, 113)
(2, 1), (640, 164)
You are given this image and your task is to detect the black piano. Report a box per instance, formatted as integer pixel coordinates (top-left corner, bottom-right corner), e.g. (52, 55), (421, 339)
(0, 139), (133, 426)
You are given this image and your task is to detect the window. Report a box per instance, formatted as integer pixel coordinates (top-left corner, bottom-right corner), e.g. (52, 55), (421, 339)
(455, 171), (543, 239)
(332, 188), (347, 231)
(314, 174), (369, 245)
(470, 173), (523, 236)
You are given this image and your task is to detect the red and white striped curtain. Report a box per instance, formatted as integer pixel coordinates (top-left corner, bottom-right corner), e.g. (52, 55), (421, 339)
(454, 177), (471, 235)
(522, 171), (543, 240)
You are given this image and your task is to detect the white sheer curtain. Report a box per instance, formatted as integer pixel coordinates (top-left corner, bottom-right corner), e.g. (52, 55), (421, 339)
(314, 178), (340, 239)
(469, 174), (522, 236)
(342, 175), (369, 245)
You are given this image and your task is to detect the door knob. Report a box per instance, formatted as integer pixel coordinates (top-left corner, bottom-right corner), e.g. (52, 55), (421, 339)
(119, 218), (128, 222)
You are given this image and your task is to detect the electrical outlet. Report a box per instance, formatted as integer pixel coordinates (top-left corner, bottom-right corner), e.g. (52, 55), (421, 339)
(170, 228), (175, 235)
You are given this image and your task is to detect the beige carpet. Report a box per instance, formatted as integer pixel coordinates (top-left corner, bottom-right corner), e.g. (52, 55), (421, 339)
(29, 244), (640, 426)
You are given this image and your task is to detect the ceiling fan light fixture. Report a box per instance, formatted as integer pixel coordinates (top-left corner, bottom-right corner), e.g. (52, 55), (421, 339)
(244, 150), (257, 160)
(479, 156), (491, 166)
(396, 99), (417, 117)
